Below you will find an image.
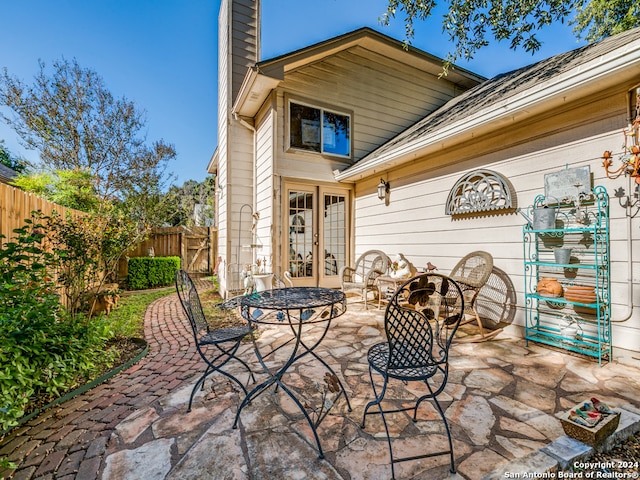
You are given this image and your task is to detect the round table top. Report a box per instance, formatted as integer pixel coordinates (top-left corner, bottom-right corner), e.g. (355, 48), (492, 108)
(241, 287), (345, 310)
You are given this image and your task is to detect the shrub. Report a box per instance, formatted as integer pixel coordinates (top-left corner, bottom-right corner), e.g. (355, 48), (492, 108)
(44, 208), (141, 316)
(127, 256), (180, 290)
(0, 217), (113, 432)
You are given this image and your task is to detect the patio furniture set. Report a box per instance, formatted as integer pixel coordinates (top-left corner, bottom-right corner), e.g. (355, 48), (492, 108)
(340, 249), (503, 342)
(174, 252), (497, 479)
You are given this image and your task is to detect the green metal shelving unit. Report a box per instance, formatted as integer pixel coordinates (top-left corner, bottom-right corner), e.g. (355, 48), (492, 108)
(523, 185), (611, 365)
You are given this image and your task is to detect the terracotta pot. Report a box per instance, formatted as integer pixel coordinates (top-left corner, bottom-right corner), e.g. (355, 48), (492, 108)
(564, 285), (597, 304)
(537, 277), (563, 297)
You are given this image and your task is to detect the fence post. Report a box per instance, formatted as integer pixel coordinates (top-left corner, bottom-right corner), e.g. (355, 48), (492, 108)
(180, 227), (186, 272)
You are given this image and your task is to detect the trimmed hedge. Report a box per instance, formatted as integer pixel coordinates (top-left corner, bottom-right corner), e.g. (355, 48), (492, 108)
(127, 256), (181, 290)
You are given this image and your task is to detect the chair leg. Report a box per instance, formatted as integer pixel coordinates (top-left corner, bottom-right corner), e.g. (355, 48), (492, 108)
(360, 370), (397, 479)
(379, 400), (397, 480)
(187, 364), (213, 413)
(361, 367), (387, 428)
(473, 306), (487, 338)
(455, 306), (502, 343)
(425, 382), (456, 474)
(212, 342), (256, 389)
(228, 353), (256, 385)
(187, 342), (254, 412)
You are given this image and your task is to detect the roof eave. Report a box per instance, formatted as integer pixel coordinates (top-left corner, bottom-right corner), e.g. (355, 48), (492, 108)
(232, 67), (282, 118)
(207, 147), (219, 174)
(257, 27), (485, 89)
(335, 38), (640, 182)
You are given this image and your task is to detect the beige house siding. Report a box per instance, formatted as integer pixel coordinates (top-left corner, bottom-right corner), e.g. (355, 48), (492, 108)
(254, 104), (276, 272)
(230, 0), (259, 101)
(277, 46), (465, 165)
(217, 19), (483, 290)
(216, 0), (230, 288)
(216, 0), (260, 295)
(264, 47), (472, 193)
(350, 86), (640, 353)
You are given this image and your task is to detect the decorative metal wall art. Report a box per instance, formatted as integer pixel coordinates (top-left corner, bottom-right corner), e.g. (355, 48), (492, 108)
(544, 166), (591, 203)
(445, 169), (515, 216)
(601, 93), (640, 217)
(602, 117), (640, 181)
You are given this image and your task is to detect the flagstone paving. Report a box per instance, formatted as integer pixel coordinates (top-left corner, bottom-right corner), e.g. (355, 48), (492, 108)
(2, 278), (640, 479)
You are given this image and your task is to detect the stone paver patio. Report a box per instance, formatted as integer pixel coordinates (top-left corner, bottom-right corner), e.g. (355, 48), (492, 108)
(2, 278), (640, 479)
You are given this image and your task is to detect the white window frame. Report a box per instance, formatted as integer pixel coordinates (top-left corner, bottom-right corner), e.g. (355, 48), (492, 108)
(287, 98), (352, 159)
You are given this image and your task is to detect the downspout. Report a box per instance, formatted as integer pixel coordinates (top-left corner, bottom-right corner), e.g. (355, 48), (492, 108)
(233, 112), (256, 133)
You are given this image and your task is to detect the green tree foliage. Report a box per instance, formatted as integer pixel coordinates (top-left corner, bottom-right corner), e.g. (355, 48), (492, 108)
(573, 0), (640, 42)
(0, 140), (27, 174)
(164, 175), (216, 227)
(0, 216), (113, 431)
(12, 169), (99, 212)
(45, 208), (139, 312)
(382, 0), (639, 71)
(1, 59), (179, 290)
(10, 169), (161, 289)
(0, 58), (175, 201)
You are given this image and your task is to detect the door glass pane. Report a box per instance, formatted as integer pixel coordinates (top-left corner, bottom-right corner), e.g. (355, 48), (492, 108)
(289, 191), (313, 278)
(323, 194), (346, 276)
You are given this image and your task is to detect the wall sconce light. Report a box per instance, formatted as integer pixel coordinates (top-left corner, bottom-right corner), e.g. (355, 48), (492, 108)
(377, 178), (390, 201)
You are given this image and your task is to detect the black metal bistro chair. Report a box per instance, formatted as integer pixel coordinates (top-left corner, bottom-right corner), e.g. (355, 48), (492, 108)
(175, 269), (255, 412)
(361, 273), (464, 479)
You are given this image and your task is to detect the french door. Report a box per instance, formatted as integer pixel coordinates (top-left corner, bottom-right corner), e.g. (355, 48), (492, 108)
(285, 183), (350, 287)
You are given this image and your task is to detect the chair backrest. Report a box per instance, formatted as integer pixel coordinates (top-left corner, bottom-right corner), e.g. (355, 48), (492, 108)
(354, 250), (391, 279)
(449, 251), (494, 290)
(175, 269), (209, 335)
(384, 273), (464, 373)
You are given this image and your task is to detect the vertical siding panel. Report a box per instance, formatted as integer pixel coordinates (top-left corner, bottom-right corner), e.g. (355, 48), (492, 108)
(255, 107), (274, 272)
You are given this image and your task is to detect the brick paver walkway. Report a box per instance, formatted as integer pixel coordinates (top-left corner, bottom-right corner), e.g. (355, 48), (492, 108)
(4, 279), (640, 479)
(0, 282), (205, 480)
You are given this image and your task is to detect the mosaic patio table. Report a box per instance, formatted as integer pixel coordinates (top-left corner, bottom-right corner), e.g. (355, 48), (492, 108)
(232, 287), (352, 459)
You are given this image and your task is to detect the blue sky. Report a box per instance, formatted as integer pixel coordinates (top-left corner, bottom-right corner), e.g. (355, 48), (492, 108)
(0, 0), (584, 185)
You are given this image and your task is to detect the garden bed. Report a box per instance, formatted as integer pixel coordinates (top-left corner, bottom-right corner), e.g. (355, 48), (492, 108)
(8, 337), (148, 432)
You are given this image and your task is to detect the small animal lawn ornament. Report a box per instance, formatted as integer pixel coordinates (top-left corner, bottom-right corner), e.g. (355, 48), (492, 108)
(389, 253), (416, 279)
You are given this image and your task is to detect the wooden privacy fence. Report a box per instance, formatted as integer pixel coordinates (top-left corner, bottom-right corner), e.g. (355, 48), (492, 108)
(1, 182), (85, 309)
(0, 182), (82, 241)
(118, 226), (217, 279)
(1, 181), (217, 281)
